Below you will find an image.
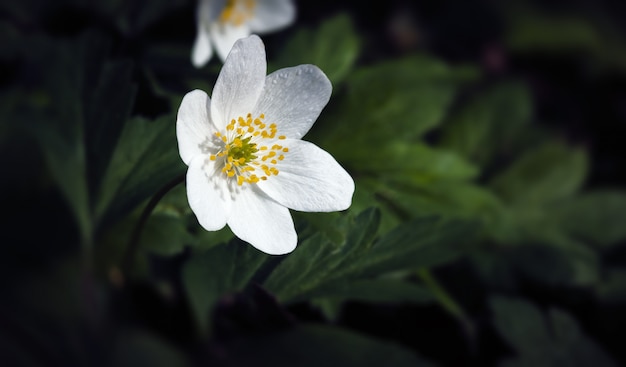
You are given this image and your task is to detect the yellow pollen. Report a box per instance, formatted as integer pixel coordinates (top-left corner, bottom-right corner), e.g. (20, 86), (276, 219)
(278, 135), (286, 140)
(211, 111), (286, 185)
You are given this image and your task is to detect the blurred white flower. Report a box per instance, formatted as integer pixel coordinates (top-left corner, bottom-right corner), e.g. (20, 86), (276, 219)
(177, 35), (354, 255)
(192, 0), (295, 67)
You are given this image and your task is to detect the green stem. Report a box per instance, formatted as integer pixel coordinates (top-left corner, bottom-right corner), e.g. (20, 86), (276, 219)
(417, 268), (476, 353)
(121, 174), (185, 277)
(417, 268), (465, 319)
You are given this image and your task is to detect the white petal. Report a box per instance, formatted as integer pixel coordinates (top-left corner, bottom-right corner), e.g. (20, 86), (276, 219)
(186, 155), (232, 231)
(210, 23), (251, 62)
(253, 65), (331, 140)
(257, 139), (354, 212)
(176, 90), (216, 165)
(191, 25), (213, 68)
(227, 186), (297, 255)
(210, 34), (266, 130)
(248, 0), (295, 33)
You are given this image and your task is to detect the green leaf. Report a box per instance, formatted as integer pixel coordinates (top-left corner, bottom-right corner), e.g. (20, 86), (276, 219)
(323, 54), (474, 146)
(265, 210), (476, 304)
(273, 14), (360, 85)
(213, 324), (434, 367)
(23, 32), (138, 244)
(95, 114), (185, 228)
(182, 242), (269, 334)
(31, 126), (92, 243)
(490, 296), (618, 367)
(489, 141), (589, 205)
(439, 82), (532, 167)
(552, 190), (626, 247)
(338, 142), (479, 183)
(264, 208), (381, 302)
(84, 59), (137, 189)
(349, 217), (475, 278)
(139, 214), (194, 256)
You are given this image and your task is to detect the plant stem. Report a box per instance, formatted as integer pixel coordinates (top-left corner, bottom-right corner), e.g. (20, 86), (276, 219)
(121, 174), (185, 277)
(417, 268), (476, 352)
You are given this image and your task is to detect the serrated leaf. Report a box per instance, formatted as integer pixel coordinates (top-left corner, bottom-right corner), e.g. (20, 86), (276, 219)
(489, 141), (589, 205)
(273, 14), (360, 85)
(182, 242), (269, 333)
(348, 216), (476, 278)
(214, 324), (434, 367)
(265, 210), (476, 304)
(264, 209), (381, 302)
(95, 114), (185, 228)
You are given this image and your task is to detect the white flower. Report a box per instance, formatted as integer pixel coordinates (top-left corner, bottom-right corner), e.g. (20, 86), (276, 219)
(177, 35), (354, 255)
(192, 0), (295, 67)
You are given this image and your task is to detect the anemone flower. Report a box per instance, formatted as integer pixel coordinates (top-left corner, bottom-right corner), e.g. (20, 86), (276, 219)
(177, 35), (354, 254)
(192, 0), (295, 67)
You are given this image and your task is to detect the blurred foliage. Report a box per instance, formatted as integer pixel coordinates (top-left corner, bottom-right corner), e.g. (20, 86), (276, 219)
(2, 1), (626, 367)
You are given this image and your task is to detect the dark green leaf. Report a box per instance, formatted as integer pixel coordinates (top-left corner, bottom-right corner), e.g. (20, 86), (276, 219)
(489, 141), (588, 205)
(139, 214), (194, 256)
(264, 209), (381, 302)
(338, 142), (478, 182)
(85, 59), (137, 189)
(31, 126), (92, 243)
(273, 14), (360, 85)
(265, 210), (476, 304)
(182, 242), (269, 333)
(95, 114), (185, 228)
(349, 217), (476, 278)
(439, 82), (532, 167)
(322, 54), (475, 147)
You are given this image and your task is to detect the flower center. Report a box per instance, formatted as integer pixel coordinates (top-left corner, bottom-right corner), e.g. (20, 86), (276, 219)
(219, 0), (256, 26)
(210, 113), (288, 186)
